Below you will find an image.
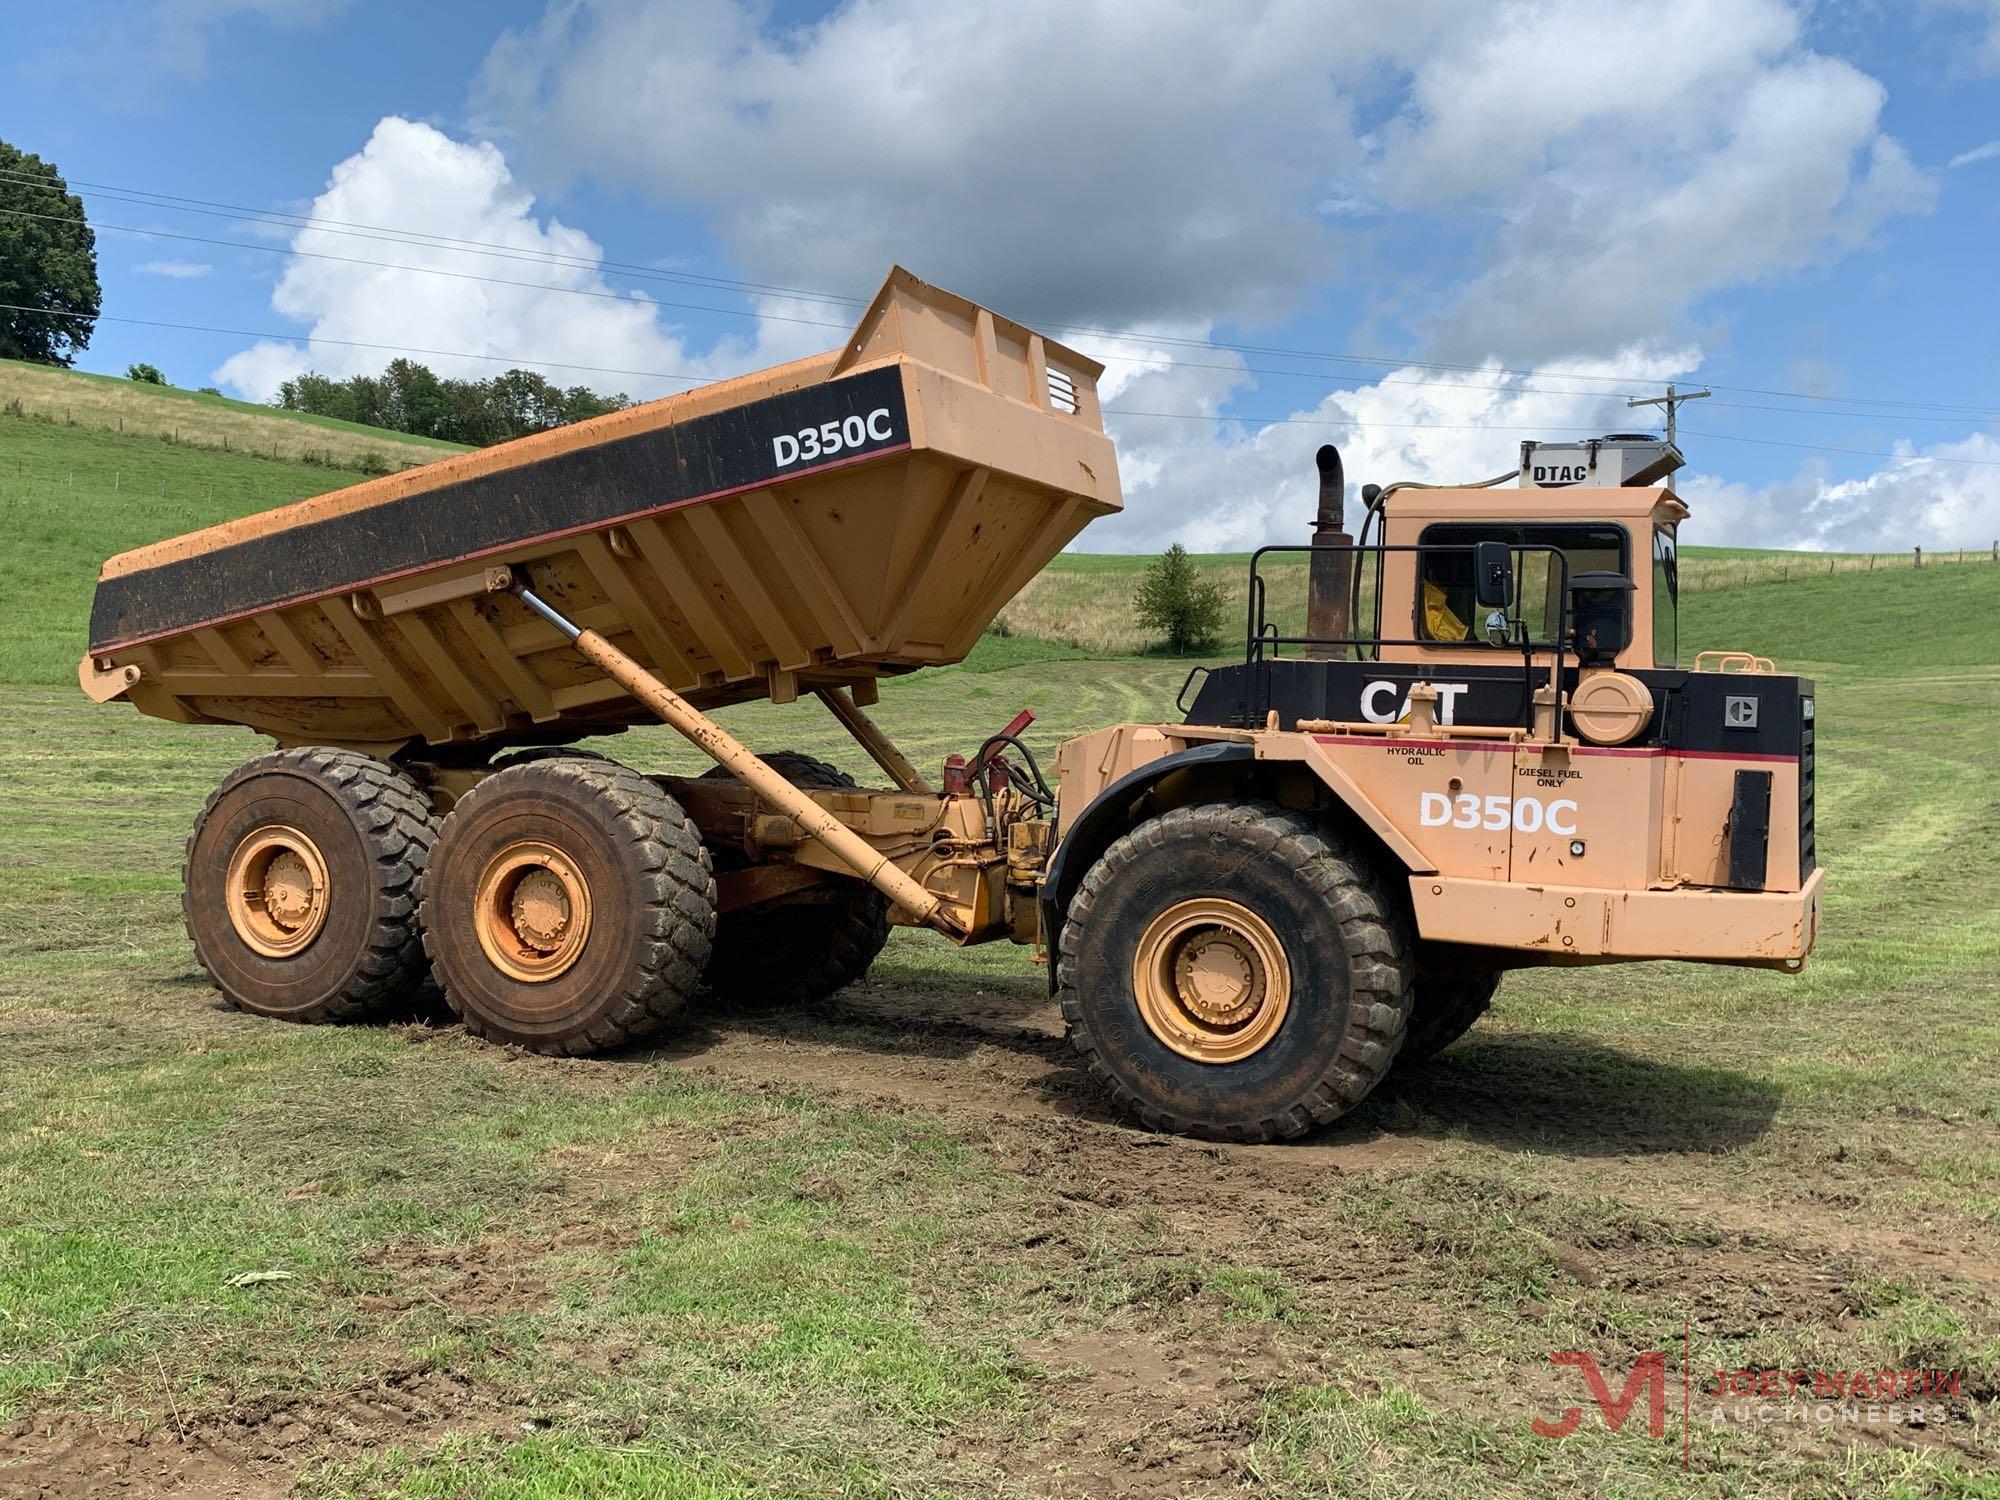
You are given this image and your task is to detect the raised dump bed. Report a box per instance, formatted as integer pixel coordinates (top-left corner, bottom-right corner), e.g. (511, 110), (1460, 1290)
(81, 268), (1120, 752)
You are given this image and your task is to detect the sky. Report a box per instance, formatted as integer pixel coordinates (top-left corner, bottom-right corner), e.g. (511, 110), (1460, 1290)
(7, 0), (2000, 553)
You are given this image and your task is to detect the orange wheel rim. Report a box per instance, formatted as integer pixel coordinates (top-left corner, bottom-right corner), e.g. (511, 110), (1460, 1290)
(225, 825), (332, 958)
(1132, 897), (1290, 1063)
(473, 841), (593, 983)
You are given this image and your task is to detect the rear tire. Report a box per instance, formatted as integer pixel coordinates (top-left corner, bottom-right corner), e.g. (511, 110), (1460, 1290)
(1057, 802), (1412, 1142)
(421, 757), (715, 1054)
(183, 748), (437, 1024)
(1399, 973), (1500, 1065)
(697, 752), (891, 1007)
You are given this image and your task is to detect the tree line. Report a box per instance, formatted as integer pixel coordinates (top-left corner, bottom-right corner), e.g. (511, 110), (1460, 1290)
(276, 360), (631, 446)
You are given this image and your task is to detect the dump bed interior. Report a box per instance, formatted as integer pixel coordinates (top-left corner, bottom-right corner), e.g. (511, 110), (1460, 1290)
(82, 268), (1120, 753)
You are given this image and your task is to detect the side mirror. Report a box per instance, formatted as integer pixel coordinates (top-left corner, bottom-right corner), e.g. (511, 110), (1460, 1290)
(1568, 571), (1636, 665)
(1473, 541), (1514, 609)
(1481, 609), (1515, 647)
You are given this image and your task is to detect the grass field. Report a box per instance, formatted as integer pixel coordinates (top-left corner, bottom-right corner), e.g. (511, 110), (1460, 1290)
(0, 358), (463, 476)
(1000, 545), (1995, 657)
(1, 418), (1996, 1496)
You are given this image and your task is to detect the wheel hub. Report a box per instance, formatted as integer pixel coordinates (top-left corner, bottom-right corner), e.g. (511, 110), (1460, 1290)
(1133, 898), (1291, 1064)
(225, 826), (331, 958)
(474, 841), (592, 982)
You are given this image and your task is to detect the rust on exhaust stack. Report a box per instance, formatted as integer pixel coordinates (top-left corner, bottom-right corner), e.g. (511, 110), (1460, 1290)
(1305, 444), (1353, 659)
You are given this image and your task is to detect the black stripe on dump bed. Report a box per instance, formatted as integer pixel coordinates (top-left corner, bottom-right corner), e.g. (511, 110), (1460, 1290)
(88, 364), (909, 651)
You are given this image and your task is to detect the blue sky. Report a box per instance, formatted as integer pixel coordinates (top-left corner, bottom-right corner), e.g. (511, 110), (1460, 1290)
(7, 0), (2000, 552)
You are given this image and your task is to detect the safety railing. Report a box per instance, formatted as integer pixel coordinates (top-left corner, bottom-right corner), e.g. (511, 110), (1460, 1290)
(1243, 543), (1573, 733)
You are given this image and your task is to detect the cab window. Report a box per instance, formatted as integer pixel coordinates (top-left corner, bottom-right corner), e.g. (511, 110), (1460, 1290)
(1416, 523), (1627, 646)
(1653, 523), (1678, 667)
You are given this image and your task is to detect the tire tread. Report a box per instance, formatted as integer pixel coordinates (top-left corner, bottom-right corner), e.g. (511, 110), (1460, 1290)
(422, 757), (715, 1054)
(183, 747), (438, 1023)
(1056, 801), (1412, 1142)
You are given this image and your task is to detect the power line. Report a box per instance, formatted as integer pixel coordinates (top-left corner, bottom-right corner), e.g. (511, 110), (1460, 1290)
(0, 301), (1631, 432)
(15, 300), (2000, 467)
(0, 303), (715, 385)
(0, 170), (869, 308)
(1678, 428), (2000, 468)
(1108, 404), (2000, 465)
(0, 206), (858, 333)
(1105, 408), (1633, 435)
(16, 301), (1999, 469)
(10, 168), (2000, 419)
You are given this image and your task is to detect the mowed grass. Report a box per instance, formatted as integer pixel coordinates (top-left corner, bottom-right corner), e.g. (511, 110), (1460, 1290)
(1, 356), (462, 471)
(1, 419), (1996, 1495)
(1003, 542), (1994, 656)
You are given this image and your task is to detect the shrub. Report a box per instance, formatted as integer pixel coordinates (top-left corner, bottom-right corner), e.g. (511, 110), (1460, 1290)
(1134, 543), (1226, 654)
(125, 362), (166, 385)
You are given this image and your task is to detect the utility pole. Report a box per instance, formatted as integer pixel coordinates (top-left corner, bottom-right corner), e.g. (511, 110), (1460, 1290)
(1627, 383), (1710, 448)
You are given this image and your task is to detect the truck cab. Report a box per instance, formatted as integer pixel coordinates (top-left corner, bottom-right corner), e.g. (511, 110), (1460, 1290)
(1135, 435), (1820, 964)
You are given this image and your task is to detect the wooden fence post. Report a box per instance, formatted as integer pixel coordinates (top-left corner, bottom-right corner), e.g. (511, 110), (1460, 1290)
(1914, 546), (1923, 569)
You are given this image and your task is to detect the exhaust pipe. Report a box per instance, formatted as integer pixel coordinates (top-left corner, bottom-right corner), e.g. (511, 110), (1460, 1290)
(1305, 444), (1353, 658)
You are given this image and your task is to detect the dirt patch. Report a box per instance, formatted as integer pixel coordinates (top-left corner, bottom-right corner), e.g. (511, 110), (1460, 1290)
(0, 1365), (528, 1499)
(651, 989), (1995, 1475)
(952, 1328), (1294, 1498)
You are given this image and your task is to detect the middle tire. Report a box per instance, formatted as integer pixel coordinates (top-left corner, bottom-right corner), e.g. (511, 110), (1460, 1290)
(1058, 802), (1413, 1142)
(697, 751), (891, 1007)
(421, 757), (715, 1054)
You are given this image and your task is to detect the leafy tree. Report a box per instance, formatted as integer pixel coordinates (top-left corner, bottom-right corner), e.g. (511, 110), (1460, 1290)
(1134, 543), (1227, 654)
(0, 140), (101, 367)
(275, 361), (630, 445)
(125, 362), (165, 385)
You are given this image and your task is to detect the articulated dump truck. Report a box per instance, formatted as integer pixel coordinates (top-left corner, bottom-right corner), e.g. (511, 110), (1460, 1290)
(82, 269), (1822, 1141)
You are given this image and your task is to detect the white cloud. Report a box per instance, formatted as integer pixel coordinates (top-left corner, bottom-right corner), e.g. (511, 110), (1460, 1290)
(213, 117), (817, 402)
(1679, 436), (2000, 552)
(475, 0), (1431, 332)
(1949, 138), (2000, 168)
(133, 259), (213, 279)
(1080, 342), (1700, 552)
(1379, 1), (1932, 358)
(476, 0), (1930, 362)
(206, 7), (1974, 556)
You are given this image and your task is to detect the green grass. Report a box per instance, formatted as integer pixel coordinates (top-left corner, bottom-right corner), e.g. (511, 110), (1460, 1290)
(1004, 542), (1988, 656)
(0, 416), (1994, 1495)
(1, 355), (465, 469)
(0, 413), (401, 684)
(3, 357), (460, 446)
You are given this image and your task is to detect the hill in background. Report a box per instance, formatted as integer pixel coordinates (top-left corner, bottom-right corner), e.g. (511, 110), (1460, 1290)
(0, 358), (465, 475)
(4, 388), (1992, 687)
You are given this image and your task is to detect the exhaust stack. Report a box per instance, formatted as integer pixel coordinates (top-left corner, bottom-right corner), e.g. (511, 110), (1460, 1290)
(1304, 444), (1353, 658)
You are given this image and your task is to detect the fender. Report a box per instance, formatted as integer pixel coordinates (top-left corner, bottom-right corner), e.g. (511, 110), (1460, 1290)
(1038, 742), (1253, 990)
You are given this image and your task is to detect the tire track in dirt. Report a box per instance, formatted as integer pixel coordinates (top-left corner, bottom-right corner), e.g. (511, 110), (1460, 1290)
(664, 985), (1998, 1481)
(628, 981), (2000, 1340)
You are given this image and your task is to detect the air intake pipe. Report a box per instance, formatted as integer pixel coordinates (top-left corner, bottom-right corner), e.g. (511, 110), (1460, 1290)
(1304, 444), (1353, 658)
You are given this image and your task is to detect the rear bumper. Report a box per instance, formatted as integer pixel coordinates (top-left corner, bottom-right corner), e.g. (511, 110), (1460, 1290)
(1409, 866), (1825, 967)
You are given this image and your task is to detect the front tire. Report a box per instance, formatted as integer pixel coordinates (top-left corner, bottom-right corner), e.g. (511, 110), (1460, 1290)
(1057, 803), (1411, 1141)
(183, 748), (437, 1023)
(421, 757), (715, 1054)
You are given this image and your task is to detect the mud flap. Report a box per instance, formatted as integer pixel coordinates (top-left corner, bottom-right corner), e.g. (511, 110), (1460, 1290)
(1725, 769), (1772, 892)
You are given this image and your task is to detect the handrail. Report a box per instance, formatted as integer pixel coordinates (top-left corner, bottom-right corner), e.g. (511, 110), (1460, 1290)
(1693, 650), (1776, 675)
(1243, 542), (1573, 733)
